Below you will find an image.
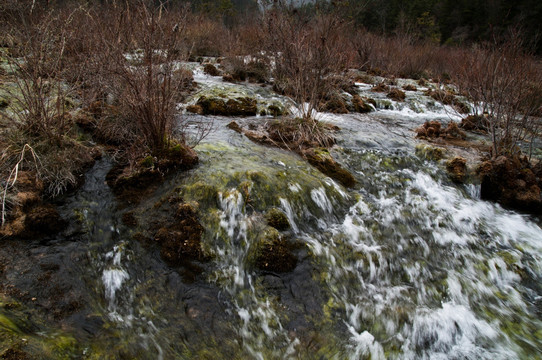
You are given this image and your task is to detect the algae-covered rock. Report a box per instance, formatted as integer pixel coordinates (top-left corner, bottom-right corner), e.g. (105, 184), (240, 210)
(253, 228), (297, 273)
(181, 181), (218, 206)
(265, 208), (290, 231)
(415, 144), (445, 161)
(446, 156), (467, 183)
(196, 96), (257, 116)
(303, 148), (356, 188)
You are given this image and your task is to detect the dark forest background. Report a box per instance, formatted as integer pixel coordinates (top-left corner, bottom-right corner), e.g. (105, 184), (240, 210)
(3, 0), (541, 54)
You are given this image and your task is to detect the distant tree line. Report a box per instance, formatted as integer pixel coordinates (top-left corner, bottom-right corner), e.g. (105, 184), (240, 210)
(347, 0), (541, 51)
(1, 0), (541, 51)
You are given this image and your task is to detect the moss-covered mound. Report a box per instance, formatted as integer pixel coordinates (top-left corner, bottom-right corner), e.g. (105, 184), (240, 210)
(416, 120), (466, 140)
(478, 155), (542, 214)
(0, 171), (66, 239)
(106, 143), (198, 201)
(265, 208), (290, 231)
(196, 96), (257, 116)
(303, 148), (356, 188)
(460, 115), (489, 133)
(387, 88), (406, 101)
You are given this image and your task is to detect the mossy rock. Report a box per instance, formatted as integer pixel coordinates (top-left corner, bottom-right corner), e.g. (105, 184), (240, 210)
(196, 96), (257, 116)
(415, 144), (445, 161)
(460, 115), (489, 133)
(265, 208), (290, 231)
(181, 181), (219, 208)
(107, 143), (198, 200)
(372, 83), (390, 92)
(402, 84), (417, 91)
(267, 104), (284, 117)
(253, 228), (297, 273)
(303, 148), (356, 188)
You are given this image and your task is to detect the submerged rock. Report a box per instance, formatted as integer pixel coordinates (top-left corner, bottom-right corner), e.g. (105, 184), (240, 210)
(265, 208), (290, 231)
(303, 148), (356, 188)
(155, 202), (205, 265)
(253, 228), (297, 273)
(415, 144), (446, 161)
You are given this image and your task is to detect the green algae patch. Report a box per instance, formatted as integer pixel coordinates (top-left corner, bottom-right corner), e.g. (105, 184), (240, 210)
(415, 143), (446, 161)
(265, 208), (290, 231)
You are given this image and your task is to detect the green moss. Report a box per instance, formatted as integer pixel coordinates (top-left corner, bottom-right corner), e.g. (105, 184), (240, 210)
(0, 313), (20, 333)
(140, 155), (154, 168)
(265, 208), (290, 231)
(415, 144), (445, 161)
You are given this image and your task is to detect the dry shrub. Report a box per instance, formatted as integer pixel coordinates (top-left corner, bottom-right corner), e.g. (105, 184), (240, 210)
(93, 1), (193, 154)
(264, 8), (352, 120)
(267, 118), (336, 150)
(185, 15), (230, 58)
(454, 32), (542, 158)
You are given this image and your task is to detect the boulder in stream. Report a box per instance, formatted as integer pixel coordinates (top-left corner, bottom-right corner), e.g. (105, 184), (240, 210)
(196, 96), (257, 116)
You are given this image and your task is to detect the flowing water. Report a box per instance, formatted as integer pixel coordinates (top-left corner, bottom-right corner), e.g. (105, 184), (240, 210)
(1, 68), (541, 359)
